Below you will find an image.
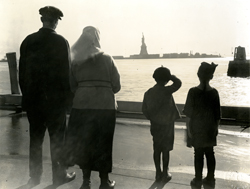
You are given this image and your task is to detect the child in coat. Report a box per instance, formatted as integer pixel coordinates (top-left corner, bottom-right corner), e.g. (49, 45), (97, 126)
(183, 62), (221, 188)
(142, 66), (182, 182)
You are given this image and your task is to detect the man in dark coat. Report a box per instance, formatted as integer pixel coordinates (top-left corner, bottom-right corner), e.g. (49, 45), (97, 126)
(19, 6), (75, 186)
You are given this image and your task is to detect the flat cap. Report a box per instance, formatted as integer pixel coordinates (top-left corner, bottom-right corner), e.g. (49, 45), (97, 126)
(39, 6), (63, 20)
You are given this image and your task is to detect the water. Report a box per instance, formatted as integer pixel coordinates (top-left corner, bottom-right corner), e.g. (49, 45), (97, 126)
(1, 58), (250, 106)
(115, 57), (250, 106)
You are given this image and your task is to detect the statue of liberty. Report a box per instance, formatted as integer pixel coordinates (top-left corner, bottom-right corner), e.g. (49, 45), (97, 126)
(140, 33), (148, 55)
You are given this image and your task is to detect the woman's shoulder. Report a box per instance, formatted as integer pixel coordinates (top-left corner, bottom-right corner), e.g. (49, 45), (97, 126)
(95, 52), (116, 64)
(98, 52), (113, 60)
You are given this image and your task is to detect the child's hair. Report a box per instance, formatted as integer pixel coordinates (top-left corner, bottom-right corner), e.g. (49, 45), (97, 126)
(197, 62), (218, 91)
(153, 66), (171, 83)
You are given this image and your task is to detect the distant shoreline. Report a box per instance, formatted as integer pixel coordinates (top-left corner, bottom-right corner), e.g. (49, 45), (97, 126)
(112, 56), (222, 60)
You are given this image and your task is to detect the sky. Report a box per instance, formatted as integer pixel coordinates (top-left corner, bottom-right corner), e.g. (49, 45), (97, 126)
(0, 0), (250, 59)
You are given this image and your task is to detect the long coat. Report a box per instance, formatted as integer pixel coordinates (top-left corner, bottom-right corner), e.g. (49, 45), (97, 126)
(19, 28), (71, 110)
(70, 52), (121, 110)
(64, 52), (121, 171)
(183, 87), (221, 148)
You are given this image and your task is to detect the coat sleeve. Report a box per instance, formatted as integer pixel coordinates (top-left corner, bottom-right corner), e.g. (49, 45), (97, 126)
(19, 38), (28, 95)
(165, 75), (182, 94)
(70, 65), (78, 93)
(214, 90), (221, 121)
(59, 39), (71, 94)
(110, 57), (121, 94)
(142, 92), (150, 120)
(183, 88), (194, 118)
(56, 38), (72, 107)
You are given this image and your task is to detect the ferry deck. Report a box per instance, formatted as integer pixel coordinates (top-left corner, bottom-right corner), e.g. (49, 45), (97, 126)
(0, 107), (249, 189)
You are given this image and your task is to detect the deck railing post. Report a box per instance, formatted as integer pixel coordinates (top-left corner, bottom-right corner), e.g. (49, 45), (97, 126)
(6, 52), (20, 94)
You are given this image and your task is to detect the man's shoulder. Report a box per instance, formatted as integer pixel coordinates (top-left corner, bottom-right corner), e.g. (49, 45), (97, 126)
(21, 31), (39, 45)
(52, 32), (67, 40)
(23, 31), (39, 39)
(24, 29), (66, 40)
(22, 30), (68, 47)
(49, 32), (68, 44)
(39, 28), (68, 42)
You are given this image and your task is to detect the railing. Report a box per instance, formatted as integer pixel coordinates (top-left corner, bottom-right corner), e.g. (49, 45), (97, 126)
(0, 94), (249, 127)
(116, 101), (250, 127)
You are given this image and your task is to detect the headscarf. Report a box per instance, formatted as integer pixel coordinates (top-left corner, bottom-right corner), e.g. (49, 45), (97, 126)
(71, 26), (102, 62)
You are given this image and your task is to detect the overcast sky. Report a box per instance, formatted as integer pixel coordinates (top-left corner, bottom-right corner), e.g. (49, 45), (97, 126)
(0, 0), (249, 59)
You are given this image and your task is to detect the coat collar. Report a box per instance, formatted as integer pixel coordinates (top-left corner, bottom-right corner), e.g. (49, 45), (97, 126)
(39, 27), (56, 34)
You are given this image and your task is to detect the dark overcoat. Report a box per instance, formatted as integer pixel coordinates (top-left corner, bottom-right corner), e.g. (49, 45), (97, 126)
(19, 28), (71, 110)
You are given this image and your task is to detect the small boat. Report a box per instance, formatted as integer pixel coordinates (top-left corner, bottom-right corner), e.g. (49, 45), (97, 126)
(227, 46), (250, 77)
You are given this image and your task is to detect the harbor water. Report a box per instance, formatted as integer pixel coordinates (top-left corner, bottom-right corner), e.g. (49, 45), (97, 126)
(0, 57), (250, 106)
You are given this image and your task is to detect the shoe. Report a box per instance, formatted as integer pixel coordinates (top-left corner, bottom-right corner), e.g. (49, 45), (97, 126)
(53, 172), (76, 186)
(202, 177), (216, 188)
(99, 180), (115, 189)
(80, 180), (91, 189)
(27, 177), (41, 187)
(162, 172), (172, 183)
(190, 178), (202, 188)
(155, 171), (162, 182)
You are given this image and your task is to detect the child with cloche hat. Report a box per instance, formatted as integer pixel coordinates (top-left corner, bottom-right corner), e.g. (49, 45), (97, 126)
(183, 62), (221, 188)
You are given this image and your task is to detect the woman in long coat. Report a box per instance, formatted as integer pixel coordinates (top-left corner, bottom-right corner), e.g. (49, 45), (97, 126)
(65, 26), (121, 189)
